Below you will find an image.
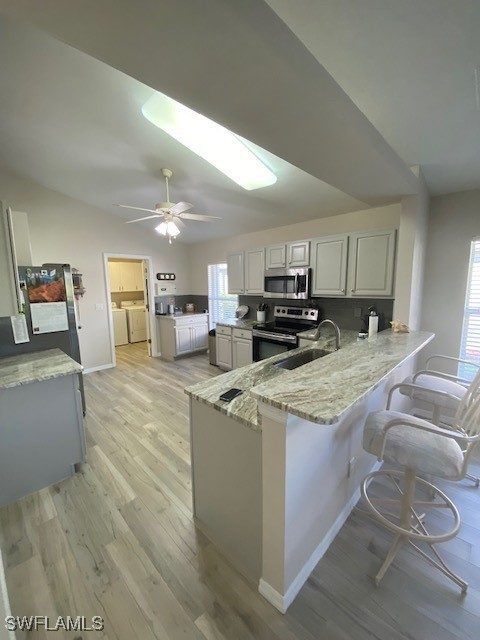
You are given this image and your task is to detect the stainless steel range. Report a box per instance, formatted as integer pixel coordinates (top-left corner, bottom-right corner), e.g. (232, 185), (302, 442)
(252, 305), (320, 362)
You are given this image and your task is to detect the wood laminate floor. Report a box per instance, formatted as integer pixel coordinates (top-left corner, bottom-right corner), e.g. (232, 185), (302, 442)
(1, 342), (479, 639)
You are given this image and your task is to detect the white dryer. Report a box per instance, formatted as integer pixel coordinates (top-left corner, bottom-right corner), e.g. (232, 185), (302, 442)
(111, 302), (128, 346)
(122, 300), (147, 343)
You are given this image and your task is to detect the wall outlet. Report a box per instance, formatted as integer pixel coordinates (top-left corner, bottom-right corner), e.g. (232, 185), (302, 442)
(354, 307), (362, 318)
(347, 456), (356, 478)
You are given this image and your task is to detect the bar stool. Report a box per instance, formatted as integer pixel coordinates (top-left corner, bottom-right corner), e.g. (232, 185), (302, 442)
(398, 364), (480, 487)
(360, 380), (480, 592)
(401, 354), (479, 425)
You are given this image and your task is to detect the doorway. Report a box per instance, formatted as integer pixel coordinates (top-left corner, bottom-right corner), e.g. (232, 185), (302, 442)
(104, 253), (156, 367)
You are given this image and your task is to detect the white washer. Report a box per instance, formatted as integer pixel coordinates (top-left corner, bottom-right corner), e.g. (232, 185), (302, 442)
(121, 300), (147, 343)
(111, 302), (128, 346)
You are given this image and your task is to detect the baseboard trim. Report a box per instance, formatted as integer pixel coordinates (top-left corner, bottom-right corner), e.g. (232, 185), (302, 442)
(259, 459), (383, 613)
(83, 363), (114, 374)
(258, 579), (287, 613)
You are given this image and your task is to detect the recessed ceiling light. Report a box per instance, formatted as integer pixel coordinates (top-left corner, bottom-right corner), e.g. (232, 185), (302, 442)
(142, 92), (277, 191)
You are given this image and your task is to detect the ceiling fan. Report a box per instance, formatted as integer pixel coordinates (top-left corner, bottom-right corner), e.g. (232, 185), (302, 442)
(115, 168), (221, 243)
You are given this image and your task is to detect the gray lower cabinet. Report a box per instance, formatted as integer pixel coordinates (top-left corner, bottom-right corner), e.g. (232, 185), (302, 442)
(216, 325), (233, 370)
(232, 328), (253, 368)
(216, 325), (252, 370)
(0, 372), (86, 507)
(158, 314), (209, 361)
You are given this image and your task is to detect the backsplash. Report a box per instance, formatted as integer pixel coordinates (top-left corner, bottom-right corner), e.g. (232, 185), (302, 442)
(238, 295), (394, 331)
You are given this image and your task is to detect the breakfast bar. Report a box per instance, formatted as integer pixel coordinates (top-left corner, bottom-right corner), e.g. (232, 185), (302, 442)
(185, 330), (434, 612)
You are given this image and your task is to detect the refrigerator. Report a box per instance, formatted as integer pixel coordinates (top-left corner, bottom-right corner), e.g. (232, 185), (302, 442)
(0, 263), (85, 413)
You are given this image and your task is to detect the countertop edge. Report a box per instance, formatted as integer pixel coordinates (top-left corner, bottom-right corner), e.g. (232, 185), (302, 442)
(0, 349), (83, 390)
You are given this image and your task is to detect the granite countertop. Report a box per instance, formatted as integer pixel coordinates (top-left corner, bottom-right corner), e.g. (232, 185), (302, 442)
(216, 319), (259, 330)
(0, 349), (83, 390)
(185, 332), (352, 431)
(185, 330), (434, 431)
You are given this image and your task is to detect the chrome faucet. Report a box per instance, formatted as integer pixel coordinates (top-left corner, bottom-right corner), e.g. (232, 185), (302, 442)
(313, 319), (341, 350)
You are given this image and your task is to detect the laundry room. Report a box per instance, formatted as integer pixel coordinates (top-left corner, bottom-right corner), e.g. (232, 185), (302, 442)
(107, 257), (148, 350)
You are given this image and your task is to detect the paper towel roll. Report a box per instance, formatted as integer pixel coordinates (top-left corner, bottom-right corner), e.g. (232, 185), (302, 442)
(368, 315), (379, 338)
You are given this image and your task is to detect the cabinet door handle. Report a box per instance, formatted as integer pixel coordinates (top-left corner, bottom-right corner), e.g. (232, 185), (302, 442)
(351, 288), (355, 293)
(341, 289), (345, 293)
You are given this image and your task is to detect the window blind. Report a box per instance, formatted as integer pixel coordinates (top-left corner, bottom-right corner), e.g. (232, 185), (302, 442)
(208, 263), (238, 330)
(459, 239), (480, 381)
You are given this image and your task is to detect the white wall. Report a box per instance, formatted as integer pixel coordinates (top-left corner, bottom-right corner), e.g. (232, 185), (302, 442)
(0, 166), (191, 370)
(421, 189), (480, 368)
(393, 167), (430, 329)
(188, 203), (401, 294)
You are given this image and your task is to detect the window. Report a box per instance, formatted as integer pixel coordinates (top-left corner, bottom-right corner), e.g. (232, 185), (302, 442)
(459, 239), (480, 381)
(208, 263), (238, 329)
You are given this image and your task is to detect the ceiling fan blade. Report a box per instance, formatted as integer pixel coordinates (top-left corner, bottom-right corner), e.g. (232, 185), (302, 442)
(125, 214), (163, 224)
(178, 212), (222, 222)
(173, 217), (186, 229)
(115, 204), (160, 214)
(168, 201), (193, 215)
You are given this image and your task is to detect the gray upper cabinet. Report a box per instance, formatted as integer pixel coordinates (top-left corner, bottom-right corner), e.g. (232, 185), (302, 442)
(287, 240), (310, 267)
(265, 244), (286, 269)
(227, 249), (264, 295)
(348, 229), (396, 297)
(244, 248), (265, 295)
(227, 251), (245, 294)
(311, 234), (348, 297)
(266, 241), (310, 269)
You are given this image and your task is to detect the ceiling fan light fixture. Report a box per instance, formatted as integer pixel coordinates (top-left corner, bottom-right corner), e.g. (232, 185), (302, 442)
(155, 221), (168, 235)
(166, 220), (180, 237)
(142, 93), (277, 191)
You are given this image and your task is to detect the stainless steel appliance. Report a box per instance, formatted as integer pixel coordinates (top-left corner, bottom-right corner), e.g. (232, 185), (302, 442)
(264, 267), (311, 300)
(0, 263), (85, 413)
(252, 305), (319, 361)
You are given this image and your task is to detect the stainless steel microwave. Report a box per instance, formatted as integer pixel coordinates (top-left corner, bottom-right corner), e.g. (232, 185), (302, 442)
(263, 267), (310, 300)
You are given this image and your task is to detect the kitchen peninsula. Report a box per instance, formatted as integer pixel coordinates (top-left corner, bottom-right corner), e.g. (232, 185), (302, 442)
(185, 329), (434, 612)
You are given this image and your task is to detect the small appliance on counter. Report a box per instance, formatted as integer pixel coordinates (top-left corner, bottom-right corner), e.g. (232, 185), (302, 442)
(185, 303), (196, 313)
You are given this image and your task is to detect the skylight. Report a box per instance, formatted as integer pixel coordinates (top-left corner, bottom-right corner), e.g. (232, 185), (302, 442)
(141, 93), (277, 191)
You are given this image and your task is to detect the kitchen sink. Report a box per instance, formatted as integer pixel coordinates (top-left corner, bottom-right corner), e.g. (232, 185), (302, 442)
(273, 348), (330, 371)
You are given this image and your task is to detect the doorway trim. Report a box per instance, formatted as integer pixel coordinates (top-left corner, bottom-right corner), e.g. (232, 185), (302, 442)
(103, 252), (158, 368)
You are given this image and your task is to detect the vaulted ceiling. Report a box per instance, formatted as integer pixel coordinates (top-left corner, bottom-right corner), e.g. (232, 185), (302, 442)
(1, 1), (479, 243)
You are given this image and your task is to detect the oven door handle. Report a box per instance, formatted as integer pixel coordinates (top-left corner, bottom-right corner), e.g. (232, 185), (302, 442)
(252, 330), (297, 343)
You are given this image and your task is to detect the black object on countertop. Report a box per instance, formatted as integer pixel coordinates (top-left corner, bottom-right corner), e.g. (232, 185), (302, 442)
(360, 305), (386, 333)
(219, 388), (243, 402)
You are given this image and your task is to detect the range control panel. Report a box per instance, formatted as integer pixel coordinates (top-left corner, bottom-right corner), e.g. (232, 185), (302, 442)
(273, 306), (319, 322)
